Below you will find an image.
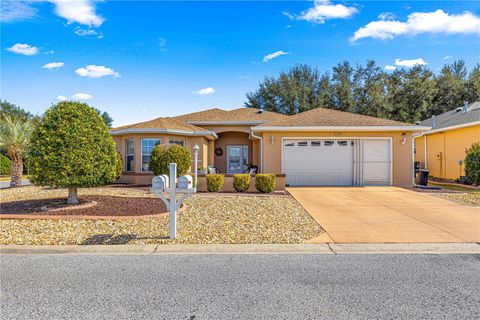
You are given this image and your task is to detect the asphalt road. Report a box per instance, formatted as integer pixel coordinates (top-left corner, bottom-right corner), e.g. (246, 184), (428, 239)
(1, 254), (479, 319)
(0, 179), (31, 189)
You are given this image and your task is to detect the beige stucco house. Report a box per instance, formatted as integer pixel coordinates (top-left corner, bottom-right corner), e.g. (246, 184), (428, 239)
(111, 107), (429, 187)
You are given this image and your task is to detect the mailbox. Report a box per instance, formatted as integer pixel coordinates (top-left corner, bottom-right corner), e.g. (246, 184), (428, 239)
(178, 175), (193, 190)
(152, 175), (169, 193)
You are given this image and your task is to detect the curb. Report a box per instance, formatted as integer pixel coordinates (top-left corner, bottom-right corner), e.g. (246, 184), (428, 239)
(1, 243), (479, 255)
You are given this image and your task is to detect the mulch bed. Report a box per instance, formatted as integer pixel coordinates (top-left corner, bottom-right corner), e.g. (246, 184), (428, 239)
(1, 195), (167, 217)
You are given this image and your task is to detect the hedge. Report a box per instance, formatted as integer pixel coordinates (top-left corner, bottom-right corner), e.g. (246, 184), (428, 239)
(465, 142), (480, 185)
(0, 154), (11, 175)
(255, 174), (276, 193)
(150, 144), (191, 177)
(233, 174), (250, 192)
(206, 174), (224, 192)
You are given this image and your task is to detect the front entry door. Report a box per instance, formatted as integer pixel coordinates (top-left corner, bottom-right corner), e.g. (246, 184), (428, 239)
(227, 145), (248, 173)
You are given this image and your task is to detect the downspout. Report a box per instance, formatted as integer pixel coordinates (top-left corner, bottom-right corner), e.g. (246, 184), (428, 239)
(251, 130), (263, 173)
(412, 132), (425, 187)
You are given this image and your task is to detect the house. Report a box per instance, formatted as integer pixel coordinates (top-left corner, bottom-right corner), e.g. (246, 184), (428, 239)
(415, 102), (480, 180)
(111, 107), (429, 187)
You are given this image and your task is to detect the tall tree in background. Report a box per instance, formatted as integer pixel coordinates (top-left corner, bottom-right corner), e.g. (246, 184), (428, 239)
(332, 61), (356, 112)
(0, 100), (36, 122)
(353, 60), (387, 118)
(95, 109), (114, 128)
(467, 64), (480, 103)
(432, 60), (469, 116)
(0, 116), (34, 187)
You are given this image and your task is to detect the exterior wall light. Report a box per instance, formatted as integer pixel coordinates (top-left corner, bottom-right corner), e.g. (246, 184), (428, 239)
(270, 135), (275, 145)
(401, 133), (407, 145)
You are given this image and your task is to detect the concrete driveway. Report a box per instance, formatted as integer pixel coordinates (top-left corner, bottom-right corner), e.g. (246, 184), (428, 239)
(287, 187), (480, 243)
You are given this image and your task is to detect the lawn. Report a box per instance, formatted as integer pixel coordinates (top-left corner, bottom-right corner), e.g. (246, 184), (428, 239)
(0, 186), (324, 245)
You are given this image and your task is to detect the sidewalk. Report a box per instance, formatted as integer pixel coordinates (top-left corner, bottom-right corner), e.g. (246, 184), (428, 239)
(1, 243), (479, 255)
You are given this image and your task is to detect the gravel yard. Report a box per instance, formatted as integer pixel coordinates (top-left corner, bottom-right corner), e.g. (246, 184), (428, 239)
(0, 186), (323, 245)
(431, 192), (480, 206)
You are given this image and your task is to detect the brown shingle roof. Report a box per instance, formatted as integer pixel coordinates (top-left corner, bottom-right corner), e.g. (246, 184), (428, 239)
(259, 107), (413, 127)
(173, 107), (288, 123)
(111, 117), (211, 133)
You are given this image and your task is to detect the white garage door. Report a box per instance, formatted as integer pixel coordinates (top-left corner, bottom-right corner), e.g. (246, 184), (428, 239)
(283, 139), (391, 186)
(283, 139), (354, 186)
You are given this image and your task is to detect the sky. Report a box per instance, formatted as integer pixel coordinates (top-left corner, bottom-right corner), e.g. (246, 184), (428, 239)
(1, 0), (480, 127)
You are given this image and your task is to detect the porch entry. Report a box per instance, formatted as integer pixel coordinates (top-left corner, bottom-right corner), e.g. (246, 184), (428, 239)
(282, 138), (392, 186)
(227, 145), (248, 173)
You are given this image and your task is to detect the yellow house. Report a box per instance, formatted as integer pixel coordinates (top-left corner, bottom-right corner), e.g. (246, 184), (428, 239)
(111, 107), (429, 187)
(415, 102), (480, 180)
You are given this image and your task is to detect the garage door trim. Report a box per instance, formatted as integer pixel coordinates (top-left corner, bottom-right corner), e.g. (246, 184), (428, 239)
(281, 137), (393, 186)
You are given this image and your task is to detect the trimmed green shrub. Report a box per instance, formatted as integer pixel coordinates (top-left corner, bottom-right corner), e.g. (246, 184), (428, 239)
(150, 144), (191, 177)
(115, 151), (123, 179)
(233, 174), (250, 192)
(29, 101), (117, 204)
(255, 174), (276, 193)
(206, 174), (224, 192)
(0, 154), (11, 175)
(464, 142), (480, 185)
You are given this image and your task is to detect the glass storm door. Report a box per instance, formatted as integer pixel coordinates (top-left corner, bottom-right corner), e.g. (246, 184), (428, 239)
(227, 145), (248, 173)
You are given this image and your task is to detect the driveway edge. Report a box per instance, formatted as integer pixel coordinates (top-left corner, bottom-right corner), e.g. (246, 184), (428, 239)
(1, 243), (479, 255)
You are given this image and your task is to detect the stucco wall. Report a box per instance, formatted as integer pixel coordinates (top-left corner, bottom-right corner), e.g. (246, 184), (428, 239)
(415, 125), (480, 180)
(259, 131), (415, 187)
(213, 132), (254, 173)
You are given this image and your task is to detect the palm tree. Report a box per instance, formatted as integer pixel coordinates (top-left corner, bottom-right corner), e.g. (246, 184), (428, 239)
(0, 116), (34, 187)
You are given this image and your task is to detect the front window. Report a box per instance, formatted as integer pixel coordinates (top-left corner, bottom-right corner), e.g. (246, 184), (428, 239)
(125, 139), (135, 172)
(141, 138), (161, 171)
(169, 138), (185, 147)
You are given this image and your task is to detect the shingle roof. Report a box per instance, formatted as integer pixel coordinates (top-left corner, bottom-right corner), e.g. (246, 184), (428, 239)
(257, 107), (413, 127)
(111, 117), (211, 133)
(419, 102), (480, 130)
(173, 107), (288, 123)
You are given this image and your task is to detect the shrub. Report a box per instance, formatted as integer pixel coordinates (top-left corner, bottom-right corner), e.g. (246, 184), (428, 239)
(0, 154), (11, 175)
(29, 101), (117, 204)
(255, 174), (276, 193)
(150, 144), (191, 177)
(115, 151), (123, 179)
(206, 174), (224, 192)
(233, 174), (250, 192)
(464, 142), (480, 185)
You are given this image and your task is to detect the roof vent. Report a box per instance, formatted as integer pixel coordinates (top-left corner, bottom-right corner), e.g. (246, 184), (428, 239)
(455, 107), (463, 113)
(432, 115), (436, 128)
(463, 101), (469, 113)
(256, 108), (264, 114)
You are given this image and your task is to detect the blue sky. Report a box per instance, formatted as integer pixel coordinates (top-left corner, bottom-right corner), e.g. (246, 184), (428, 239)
(1, 1), (479, 126)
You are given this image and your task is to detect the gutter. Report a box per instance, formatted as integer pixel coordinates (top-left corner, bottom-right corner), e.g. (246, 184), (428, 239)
(423, 121), (480, 135)
(252, 125), (432, 132)
(110, 128), (218, 139)
(187, 121), (266, 126)
(250, 130), (263, 173)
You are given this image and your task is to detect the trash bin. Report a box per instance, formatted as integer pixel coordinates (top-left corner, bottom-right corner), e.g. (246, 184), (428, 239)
(419, 169), (429, 186)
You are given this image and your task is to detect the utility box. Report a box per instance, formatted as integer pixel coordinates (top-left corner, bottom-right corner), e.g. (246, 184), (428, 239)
(152, 175), (169, 193)
(178, 175), (193, 190)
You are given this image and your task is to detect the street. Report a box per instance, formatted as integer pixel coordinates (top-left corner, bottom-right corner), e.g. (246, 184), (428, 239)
(1, 254), (479, 319)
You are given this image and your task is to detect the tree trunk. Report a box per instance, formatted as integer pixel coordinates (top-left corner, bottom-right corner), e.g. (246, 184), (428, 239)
(10, 159), (23, 188)
(67, 187), (79, 205)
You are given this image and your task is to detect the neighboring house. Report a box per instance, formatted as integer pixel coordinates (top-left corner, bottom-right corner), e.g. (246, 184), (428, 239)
(111, 107), (428, 187)
(415, 102), (480, 180)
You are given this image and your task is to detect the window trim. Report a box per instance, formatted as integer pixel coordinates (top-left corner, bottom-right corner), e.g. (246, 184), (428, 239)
(141, 138), (162, 172)
(168, 138), (186, 147)
(125, 139), (135, 172)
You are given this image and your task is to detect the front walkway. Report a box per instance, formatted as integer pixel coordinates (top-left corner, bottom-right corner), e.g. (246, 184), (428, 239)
(288, 187), (480, 243)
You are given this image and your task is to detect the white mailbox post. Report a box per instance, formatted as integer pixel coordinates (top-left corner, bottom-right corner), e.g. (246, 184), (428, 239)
(151, 163), (195, 239)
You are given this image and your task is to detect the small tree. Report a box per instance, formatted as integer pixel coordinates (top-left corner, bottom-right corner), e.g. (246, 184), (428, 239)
(150, 144), (191, 177)
(29, 102), (117, 204)
(464, 142), (480, 185)
(0, 116), (34, 187)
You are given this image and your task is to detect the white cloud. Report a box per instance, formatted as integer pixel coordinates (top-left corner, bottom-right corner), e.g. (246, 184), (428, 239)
(74, 27), (103, 39)
(384, 65), (396, 71)
(294, 0), (358, 24)
(42, 62), (64, 70)
(378, 12), (395, 20)
(56, 95), (67, 101)
(72, 93), (92, 100)
(443, 55), (453, 60)
(193, 87), (216, 95)
(0, 0), (37, 22)
(6, 43), (39, 56)
(263, 50), (289, 62)
(395, 58), (427, 68)
(75, 65), (120, 78)
(50, 0), (104, 27)
(352, 9), (480, 42)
